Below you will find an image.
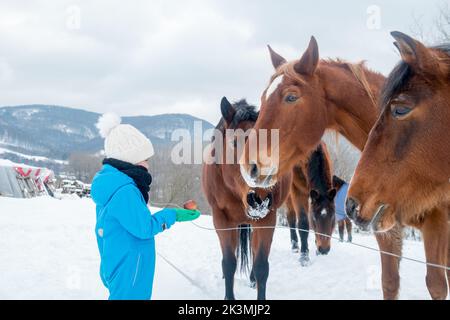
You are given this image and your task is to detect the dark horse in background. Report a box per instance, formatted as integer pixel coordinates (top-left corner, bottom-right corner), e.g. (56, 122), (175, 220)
(286, 143), (336, 264)
(202, 97), (292, 300)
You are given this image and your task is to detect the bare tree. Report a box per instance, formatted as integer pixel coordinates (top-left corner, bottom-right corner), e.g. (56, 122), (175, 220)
(322, 132), (361, 182)
(435, 2), (450, 42)
(67, 152), (102, 182)
(410, 1), (450, 44)
(148, 146), (209, 213)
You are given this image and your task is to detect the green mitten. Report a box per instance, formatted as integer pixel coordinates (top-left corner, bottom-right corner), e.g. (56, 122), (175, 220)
(174, 208), (201, 222)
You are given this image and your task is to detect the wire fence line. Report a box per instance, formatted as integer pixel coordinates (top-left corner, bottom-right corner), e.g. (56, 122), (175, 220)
(151, 202), (450, 271)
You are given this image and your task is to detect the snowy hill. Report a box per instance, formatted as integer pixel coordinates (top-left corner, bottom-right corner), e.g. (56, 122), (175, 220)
(0, 196), (433, 300)
(0, 105), (214, 167)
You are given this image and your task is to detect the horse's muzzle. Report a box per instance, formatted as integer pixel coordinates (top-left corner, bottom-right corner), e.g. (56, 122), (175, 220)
(246, 190), (273, 220)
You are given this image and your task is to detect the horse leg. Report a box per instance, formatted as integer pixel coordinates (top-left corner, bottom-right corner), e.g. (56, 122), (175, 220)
(249, 269), (256, 289)
(421, 207), (448, 300)
(287, 206), (299, 253)
(345, 217), (353, 243)
(251, 222), (275, 300)
(298, 207), (310, 266)
(214, 213), (238, 300)
(375, 223), (403, 300)
(338, 220), (344, 242)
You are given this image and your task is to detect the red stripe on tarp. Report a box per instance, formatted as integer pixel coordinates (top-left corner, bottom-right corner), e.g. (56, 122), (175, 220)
(15, 167), (33, 177)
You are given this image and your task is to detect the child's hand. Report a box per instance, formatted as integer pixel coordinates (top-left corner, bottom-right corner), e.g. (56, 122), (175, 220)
(174, 208), (201, 222)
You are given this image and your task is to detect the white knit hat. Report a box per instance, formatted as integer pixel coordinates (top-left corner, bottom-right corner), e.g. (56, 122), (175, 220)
(96, 113), (154, 164)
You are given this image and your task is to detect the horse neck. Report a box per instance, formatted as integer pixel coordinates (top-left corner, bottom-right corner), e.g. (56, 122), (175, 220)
(319, 62), (385, 151)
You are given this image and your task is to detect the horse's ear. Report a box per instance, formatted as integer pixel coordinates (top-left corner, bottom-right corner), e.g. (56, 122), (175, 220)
(268, 45), (287, 69)
(332, 175), (345, 189)
(294, 36), (319, 76)
(327, 188), (337, 201)
(220, 97), (235, 125)
(332, 175), (339, 188)
(391, 31), (439, 72)
(309, 189), (320, 201)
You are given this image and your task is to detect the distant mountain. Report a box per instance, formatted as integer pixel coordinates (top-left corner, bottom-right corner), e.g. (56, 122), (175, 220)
(0, 104), (214, 169)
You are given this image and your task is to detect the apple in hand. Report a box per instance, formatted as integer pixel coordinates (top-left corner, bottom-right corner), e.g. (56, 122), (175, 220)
(183, 200), (198, 210)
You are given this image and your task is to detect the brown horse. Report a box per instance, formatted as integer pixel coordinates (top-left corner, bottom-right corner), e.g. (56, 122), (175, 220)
(202, 97), (292, 300)
(286, 142), (336, 264)
(240, 37), (384, 186)
(347, 32), (450, 300)
(239, 37), (415, 300)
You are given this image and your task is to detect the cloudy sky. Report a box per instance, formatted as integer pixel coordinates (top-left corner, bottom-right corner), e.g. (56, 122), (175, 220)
(0, 0), (446, 124)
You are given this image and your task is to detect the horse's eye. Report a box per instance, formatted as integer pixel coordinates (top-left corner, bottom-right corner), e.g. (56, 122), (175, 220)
(391, 104), (412, 118)
(285, 95), (298, 103)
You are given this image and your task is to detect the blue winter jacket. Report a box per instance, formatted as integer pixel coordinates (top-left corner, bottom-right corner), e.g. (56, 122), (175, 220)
(335, 182), (349, 222)
(91, 164), (176, 300)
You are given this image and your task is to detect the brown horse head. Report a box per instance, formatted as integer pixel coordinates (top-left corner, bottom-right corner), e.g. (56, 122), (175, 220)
(347, 32), (450, 232)
(307, 143), (336, 254)
(240, 37), (326, 188)
(240, 36), (382, 189)
(215, 97), (276, 220)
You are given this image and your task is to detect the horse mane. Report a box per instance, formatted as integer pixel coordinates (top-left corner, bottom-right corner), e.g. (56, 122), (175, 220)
(381, 43), (450, 108)
(214, 99), (259, 136)
(211, 99), (259, 163)
(306, 143), (332, 193)
(273, 58), (383, 109)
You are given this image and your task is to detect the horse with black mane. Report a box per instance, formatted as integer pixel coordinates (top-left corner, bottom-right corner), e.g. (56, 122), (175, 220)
(202, 97), (292, 300)
(203, 96), (337, 299)
(347, 32), (450, 300)
(286, 143), (336, 262)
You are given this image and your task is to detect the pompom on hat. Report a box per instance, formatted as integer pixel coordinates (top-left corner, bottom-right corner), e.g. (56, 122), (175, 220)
(96, 113), (154, 165)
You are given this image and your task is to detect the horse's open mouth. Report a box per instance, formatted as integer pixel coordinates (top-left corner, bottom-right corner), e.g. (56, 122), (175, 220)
(246, 190), (273, 220)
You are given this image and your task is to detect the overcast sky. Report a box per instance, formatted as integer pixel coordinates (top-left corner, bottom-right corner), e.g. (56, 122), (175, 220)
(0, 0), (445, 124)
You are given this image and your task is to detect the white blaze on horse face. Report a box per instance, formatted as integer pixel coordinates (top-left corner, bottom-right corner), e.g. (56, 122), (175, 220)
(321, 209), (327, 217)
(265, 75), (284, 100)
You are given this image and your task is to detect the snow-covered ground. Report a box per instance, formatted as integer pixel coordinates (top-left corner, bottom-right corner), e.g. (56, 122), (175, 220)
(0, 196), (434, 300)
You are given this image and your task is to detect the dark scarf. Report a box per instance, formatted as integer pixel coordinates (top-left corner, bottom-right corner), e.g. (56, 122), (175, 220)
(103, 158), (152, 204)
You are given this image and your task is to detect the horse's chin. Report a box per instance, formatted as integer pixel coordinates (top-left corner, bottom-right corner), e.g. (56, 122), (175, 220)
(246, 190), (273, 220)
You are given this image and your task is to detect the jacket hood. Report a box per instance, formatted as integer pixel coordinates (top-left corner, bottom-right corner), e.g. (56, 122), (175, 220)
(91, 164), (134, 206)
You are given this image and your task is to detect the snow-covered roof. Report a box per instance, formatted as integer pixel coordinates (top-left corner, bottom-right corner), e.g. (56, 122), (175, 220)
(0, 158), (54, 177)
(0, 159), (16, 166)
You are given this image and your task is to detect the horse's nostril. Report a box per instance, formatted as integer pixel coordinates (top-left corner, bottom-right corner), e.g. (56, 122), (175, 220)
(247, 191), (257, 207)
(249, 162), (259, 179)
(346, 197), (359, 220)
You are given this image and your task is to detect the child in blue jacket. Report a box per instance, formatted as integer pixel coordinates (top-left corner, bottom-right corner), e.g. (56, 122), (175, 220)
(91, 113), (200, 300)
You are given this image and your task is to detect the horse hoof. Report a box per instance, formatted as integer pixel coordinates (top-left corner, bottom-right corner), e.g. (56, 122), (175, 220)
(299, 253), (310, 267)
(291, 241), (299, 253)
(249, 281), (257, 289)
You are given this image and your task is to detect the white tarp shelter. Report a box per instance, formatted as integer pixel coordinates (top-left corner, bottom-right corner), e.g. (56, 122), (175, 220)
(0, 159), (55, 198)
